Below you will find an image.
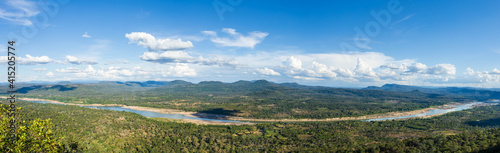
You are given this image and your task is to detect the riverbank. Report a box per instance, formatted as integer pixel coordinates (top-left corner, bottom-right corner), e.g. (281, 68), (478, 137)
(1, 96), (485, 124)
(1, 97), (248, 125)
(228, 103), (464, 122)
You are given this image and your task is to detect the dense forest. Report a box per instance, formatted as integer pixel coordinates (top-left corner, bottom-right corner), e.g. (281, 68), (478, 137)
(1, 100), (499, 152)
(0, 80), (472, 119)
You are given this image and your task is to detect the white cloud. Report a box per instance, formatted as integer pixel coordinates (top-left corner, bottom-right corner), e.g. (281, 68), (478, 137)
(21, 54), (54, 65)
(293, 52), (395, 70)
(55, 67), (80, 73)
(46, 72), (54, 77)
(57, 65), (127, 79)
(0, 0), (39, 25)
(464, 67), (500, 83)
(491, 68), (500, 74)
(293, 76), (324, 81)
(256, 67), (280, 76)
(139, 51), (241, 68)
(0, 54), (55, 65)
(140, 51), (193, 63)
(201, 31), (216, 36)
(56, 64), (197, 80)
(354, 58), (377, 78)
(284, 56), (302, 70)
(125, 32), (194, 51)
(406, 63), (427, 73)
(308, 62), (337, 78)
(203, 28), (268, 48)
(270, 52), (457, 83)
(82, 32), (91, 38)
(164, 63), (197, 77)
(66, 55), (98, 65)
(280, 56), (354, 81)
(427, 64), (456, 75)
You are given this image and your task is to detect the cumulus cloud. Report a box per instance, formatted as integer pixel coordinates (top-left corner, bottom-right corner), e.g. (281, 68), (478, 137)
(125, 32), (194, 51)
(293, 76), (324, 81)
(56, 64), (197, 80)
(280, 56), (354, 81)
(0, 0), (39, 25)
(21, 54), (54, 65)
(256, 67), (281, 76)
(139, 51), (241, 68)
(273, 52), (457, 83)
(354, 58), (377, 78)
(56, 66), (97, 77)
(464, 67), (500, 83)
(0, 54), (55, 65)
(66, 55), (98, 65)
(163, 63), (197, 77)
(203, 28), (268, 48)
(284, 56), (303, 70)
(46, 72), (54, 77)
(82, 32), (91, 38)
(427, 64), (456, 75)
(406, 63), (427, 73)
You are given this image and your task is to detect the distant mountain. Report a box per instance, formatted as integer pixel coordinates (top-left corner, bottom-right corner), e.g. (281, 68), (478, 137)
(96, 81), (169, 87)
(280, 82), (330, 90)
(365, 84), (500, 100)
(198, 81), (225, 85)
(16, 85), (78, 93)
(142, 81), (169, 87)
(164, 80), (193, 87)
(365, 84), (445, 93)
(4, 79), (477, 119)
(57, 81), (72, 85)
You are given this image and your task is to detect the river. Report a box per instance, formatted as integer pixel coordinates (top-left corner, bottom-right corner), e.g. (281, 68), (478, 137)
(365, 102), (486, 121)
(24, 100), (499, 122)
(28, 100), (246, 123)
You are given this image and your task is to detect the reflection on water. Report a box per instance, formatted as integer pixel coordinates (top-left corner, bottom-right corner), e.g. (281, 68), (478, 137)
(366, 102), (482, 121)
(28, 100), (244, 123)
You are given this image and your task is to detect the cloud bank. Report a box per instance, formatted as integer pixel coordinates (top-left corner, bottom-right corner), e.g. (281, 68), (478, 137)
(203, 28), (268, 48)
(126, 32), (194, 51)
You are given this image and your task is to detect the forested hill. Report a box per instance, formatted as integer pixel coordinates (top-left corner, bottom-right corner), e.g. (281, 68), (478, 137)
(1, 80), (471, 119)
(366, 84), (500, 101)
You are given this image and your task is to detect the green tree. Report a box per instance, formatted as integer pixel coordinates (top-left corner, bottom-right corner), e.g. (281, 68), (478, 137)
(0, 104), (63, 152)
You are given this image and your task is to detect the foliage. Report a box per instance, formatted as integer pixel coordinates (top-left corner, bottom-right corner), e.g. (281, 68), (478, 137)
(0, 104), (69, 152)
(4, 100), (500, 152)
(1, 80), (469, 119)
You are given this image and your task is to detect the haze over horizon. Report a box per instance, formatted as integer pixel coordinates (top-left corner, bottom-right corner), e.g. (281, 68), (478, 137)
(1, 0), (500, 88)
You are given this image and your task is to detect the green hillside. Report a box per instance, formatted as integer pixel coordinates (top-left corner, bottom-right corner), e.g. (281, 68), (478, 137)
(2, 80), (469, 119)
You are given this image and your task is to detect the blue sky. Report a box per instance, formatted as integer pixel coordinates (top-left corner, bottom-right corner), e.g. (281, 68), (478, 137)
(1, 0), (500, 88)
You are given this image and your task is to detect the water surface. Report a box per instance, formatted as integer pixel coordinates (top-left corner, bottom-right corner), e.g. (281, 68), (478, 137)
(28, 100), (245, 123)
(26, 100), (497, 122)
(366, 102), (482, 121)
